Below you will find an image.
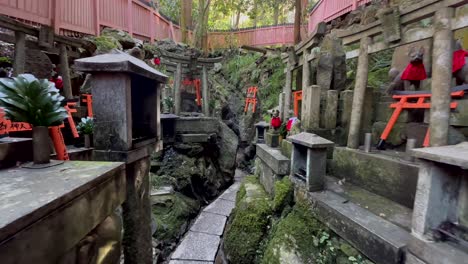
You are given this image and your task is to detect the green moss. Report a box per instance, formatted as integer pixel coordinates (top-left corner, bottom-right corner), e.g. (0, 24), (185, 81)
(152, 193), (200, 242)
(225, 176), (273, 264)
(262, 201), (373, 264)
(93, 35), (122, 53)
(273, 177), (294, 212)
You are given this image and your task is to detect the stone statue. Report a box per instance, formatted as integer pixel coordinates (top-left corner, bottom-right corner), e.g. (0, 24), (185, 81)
(270, 109), (282, 131)
(386, 46), (427, 94)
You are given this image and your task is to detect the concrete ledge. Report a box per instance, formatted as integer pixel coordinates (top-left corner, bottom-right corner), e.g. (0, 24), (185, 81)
(294, 179), (410, 264)
(175, 117), (219, 134)
(179, 134), (210, 143)
(256, 144), (290, 175)
(330, 147), (419, 208)
(408, 236), (468, 264)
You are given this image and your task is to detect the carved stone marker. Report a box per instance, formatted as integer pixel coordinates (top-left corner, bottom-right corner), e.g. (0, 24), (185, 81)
(289, 132), (334, 192)
(75, 51), (168, 264)
(254, 121), (270, 144)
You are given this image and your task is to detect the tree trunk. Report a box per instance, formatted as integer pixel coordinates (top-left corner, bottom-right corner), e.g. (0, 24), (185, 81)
(273, 4), (280, 25)
(181, 0), (192, 43)
(202, 1), (210, 52)
(253, 1), (258, 27)
(194, 0), (205, 49)
(294, 0), (302, 44)
(234, 8), (241, 29)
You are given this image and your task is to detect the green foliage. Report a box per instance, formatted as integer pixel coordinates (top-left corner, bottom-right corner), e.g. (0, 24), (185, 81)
(0, 74), (67, 127)
(164, 96), (174, 110)
(77, 117), (94, 135)
(346, 49), (393, 90)
(0, 57), (12, 66)
(93, 35), (122, 53)
(272, 177), (293, 212)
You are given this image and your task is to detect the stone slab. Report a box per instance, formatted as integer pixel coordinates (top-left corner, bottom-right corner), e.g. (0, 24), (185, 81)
(0, 161), (125, 242)
(288, 132), (334, 149)
(256, 144), (290, 175)
(175, 117), (219, 134)
(218, 183), (241, 202)
(203, 198), (235, 216)
(331, 147), (419, 208)
(0, 137), (32, 163)
(169, 261), (212, 264)
(412, 142), (468, 168)
(408, 236), (468, 264)
(190, 212), (227, 236)
(294, 180), (411, 264)
(180, 134), (209, 143)
(255, 121), (270, 128)
(171, 231), (220, 262)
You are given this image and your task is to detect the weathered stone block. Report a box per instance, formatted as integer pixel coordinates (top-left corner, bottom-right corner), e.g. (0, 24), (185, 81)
(256, 144), (290, 175)
(375, 102), (409, 123)
(179, 134), (209, 143)
(450, 98), (468, 126)
(175, 117), (219, 134)
(281, 139), (293, 159)
(330, 147), (419, 208)
(265, 131), (280, 148)
(171, 231), (220, 262)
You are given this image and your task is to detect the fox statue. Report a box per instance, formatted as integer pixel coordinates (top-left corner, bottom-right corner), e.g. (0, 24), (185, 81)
(453, 40), (468, 85)
(386, 46), (427, 95)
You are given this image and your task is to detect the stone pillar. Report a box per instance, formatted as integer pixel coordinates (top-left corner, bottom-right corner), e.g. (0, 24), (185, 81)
(283, 63), (293, 121)
(59, 43), (73, 100)
(202, 65), (210, 116)
(122, 157), (153, 264)
(279, 92), (285, 118)
(324, 90), (338, 129)
(13, 31), (26, 76)
(301, 85), (321, 131)
(302, 50), (310, 89)
(174, 63), (182, 115)
(429, 8), (454, 147)
(161, 85), (169, 113)
(411, 160), (459, 238)
(347, 37), (370, 149)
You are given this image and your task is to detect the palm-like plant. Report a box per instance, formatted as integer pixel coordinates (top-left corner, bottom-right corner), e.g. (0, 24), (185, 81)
(0, 74), (68, 165)
(0, 74), (67, 126)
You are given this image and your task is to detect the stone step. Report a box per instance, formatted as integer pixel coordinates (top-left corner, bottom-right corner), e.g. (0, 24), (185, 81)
(293, 177), (411, 264)
(330, 147), (419, 208)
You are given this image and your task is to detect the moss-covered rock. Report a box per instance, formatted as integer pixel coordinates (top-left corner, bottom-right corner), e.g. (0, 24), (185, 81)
(273, 177), (293, 213)
(152, 192), (199, 257)
(224, 176), (273, 264)
(101, 28), (136, 49)
(93, 35), (122, 54)
(262, 202), (372, 264)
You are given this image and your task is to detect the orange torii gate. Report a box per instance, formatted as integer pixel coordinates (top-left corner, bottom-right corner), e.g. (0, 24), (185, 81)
(377, 85), (468, 149)
(292, 90), (302, 117)
(244, 86), (258, 113)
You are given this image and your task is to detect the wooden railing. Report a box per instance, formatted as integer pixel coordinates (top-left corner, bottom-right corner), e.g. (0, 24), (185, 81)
(0, 0), (368, 48)
(308, 0), (372, 33)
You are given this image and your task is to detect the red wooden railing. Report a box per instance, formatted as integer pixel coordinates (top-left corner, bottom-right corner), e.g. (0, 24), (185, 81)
(0, 0), (367, 48)
(308, 0), (372, 33)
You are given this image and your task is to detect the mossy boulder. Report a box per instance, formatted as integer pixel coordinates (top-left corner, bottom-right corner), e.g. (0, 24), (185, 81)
(93, 35), (122, 54)
(262, 202), (372, 264)
(101, 28), (136, 49)
(224, 176), (273, 264)
(152, 192), (199, 257)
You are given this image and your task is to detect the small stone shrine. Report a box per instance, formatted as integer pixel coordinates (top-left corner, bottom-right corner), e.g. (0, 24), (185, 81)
(75, 50), (168, 264)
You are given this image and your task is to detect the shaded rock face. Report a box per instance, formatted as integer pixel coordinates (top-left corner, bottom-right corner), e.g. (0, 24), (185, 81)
(317, 35), (347, 91)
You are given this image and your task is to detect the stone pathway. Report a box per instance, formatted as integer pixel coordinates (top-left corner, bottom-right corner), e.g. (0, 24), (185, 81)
(169, 169), (246, 264)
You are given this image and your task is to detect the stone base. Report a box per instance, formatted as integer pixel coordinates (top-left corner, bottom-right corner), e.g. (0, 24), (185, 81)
(265, 131), (280, 148)
(281, 139), (293, 159)
(256, 144), (290, 196)
(407, 236), (468, 264)
(330, 147), (419, 208)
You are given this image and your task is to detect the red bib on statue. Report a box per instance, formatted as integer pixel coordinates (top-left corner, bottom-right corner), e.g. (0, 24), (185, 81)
(271, 117), (281, 129)
(401, 62), (427, 81)
(453, 50), (468, 73)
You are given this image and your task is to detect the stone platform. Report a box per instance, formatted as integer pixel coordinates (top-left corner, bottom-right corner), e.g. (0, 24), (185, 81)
(256, 144), (290, 196)
(330, 147), (420, 208)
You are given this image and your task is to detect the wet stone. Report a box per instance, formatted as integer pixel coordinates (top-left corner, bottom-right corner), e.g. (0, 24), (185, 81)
(190, 212), (227, 236)
(203, 198), (235, 216)
(171, 231), (220, 262)
(218, 183), (241, 202)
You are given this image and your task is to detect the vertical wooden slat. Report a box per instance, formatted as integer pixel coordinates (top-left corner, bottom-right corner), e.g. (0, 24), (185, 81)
(127, 0), (133, 35)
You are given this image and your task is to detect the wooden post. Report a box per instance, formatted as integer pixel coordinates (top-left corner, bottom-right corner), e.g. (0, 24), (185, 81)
(174, 63), (182, 115)
(429, 8), (454, 147)
(127, 0), (133, 36)
(13, 31), (26, 76)
(347, 37), (370, 149)
(94, 0), (100, 35)
(202, 65), (210, 116)
(53, 0), (61, 34)
(59, 44), (73, 100)
(283, 63), (293, 122)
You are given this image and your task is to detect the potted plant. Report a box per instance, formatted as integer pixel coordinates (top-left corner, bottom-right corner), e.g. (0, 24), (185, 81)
(0, 74), (67, 165)
(77, 117), (94, 148)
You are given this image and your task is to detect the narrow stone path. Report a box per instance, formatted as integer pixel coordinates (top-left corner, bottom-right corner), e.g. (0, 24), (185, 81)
(169, 169), (246, 264)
